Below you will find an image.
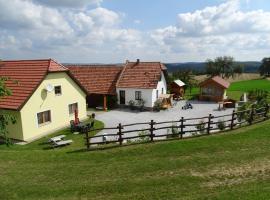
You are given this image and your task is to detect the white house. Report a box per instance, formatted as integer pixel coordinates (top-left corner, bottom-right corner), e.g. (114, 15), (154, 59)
(116, 60), (167, 108)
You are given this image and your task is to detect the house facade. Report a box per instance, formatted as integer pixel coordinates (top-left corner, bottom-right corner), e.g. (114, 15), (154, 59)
(116, 60), (167, 108)
(199, 76), (230, 102)
(0, 59), (87, 141)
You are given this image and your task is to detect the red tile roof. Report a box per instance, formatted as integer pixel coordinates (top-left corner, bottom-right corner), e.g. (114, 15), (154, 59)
(0, 59), (68, 110)
(116, 61), (166, 89)
(199, 76), (230, 89)
(67, 65), (123, 95)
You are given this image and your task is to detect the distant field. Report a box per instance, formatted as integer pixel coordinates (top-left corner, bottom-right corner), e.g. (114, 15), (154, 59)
(195, 73), (261, 83)
(228, 79), (270, 92)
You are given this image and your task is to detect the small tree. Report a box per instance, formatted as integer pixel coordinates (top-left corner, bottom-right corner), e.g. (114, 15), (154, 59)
(0, 77), (16, 146)
(259, 57), (270, 77)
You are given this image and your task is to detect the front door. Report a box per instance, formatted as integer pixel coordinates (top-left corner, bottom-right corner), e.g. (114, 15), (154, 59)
(119, 90), (125, 105)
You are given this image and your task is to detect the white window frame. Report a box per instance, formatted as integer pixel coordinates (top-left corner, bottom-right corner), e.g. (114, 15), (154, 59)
(135, 91), (142, 100)
(69, 103), (78, 115)
(37, 110), (51, 127)
(54, 85), (62, 96)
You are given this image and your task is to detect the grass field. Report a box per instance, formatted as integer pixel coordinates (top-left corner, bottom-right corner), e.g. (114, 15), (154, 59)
(185, 78), (270, 101)
(227, 79), (270, 101)
(0, 120), (270, 199)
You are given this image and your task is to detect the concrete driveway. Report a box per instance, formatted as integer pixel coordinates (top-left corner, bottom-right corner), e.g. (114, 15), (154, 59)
(92, 100), (234, 143)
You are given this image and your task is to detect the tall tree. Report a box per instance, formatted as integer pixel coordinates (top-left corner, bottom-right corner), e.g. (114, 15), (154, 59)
(0, 61), (16, 146)
(259, 57), (270, 77)
(206, 56), (243, 78)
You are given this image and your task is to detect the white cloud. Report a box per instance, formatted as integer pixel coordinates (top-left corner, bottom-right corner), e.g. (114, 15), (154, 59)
(150, 0), (270, 61)
(1, 0), (270, 62)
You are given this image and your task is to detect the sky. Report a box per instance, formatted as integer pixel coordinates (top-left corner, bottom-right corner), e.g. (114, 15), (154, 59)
(0, 0), (270, 63)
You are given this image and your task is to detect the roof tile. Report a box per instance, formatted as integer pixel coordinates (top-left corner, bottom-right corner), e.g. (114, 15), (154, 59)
(67, 65), (123, 95)
(0, 59), (68, 110)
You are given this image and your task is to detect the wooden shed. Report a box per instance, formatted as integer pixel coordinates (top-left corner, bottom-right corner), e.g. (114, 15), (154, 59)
(171, 80), (185, 99)
(199, 76), (230, 102)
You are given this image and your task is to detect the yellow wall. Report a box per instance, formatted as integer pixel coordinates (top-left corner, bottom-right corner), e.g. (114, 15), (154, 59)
(1, 110), (23, 140)
(19, 72), (87, 141)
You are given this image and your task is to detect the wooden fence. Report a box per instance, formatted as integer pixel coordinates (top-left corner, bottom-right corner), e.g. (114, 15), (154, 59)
(85, 105), (270, 150)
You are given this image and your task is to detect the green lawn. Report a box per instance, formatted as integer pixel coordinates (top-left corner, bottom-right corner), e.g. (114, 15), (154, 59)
(0, 120), (270, 199)
(227, 79), (270, 101)
(3, 119), (104, 152)
(185, 78), (270, 101)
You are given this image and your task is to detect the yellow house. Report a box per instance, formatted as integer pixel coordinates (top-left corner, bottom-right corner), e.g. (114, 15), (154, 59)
(0, 59), (88, 142)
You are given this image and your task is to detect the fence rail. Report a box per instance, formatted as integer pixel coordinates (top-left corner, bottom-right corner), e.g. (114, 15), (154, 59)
(85, 104), (270, 150)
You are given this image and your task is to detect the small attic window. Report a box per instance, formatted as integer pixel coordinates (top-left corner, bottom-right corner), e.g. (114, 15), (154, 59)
(54, 86), (62, 96)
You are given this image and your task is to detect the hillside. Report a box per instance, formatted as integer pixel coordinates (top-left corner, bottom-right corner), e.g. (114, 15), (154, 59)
(165, 61), (261, 73)
(0, 120), (269, 199)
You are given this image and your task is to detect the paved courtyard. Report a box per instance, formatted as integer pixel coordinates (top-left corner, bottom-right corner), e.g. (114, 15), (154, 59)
(92, 100), (234, 143)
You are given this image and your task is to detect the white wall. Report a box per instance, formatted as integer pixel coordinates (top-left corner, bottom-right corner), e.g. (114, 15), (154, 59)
(116, 71), (167, 108)
(155, 72), (167, 99)
(116, 88), (154, 108)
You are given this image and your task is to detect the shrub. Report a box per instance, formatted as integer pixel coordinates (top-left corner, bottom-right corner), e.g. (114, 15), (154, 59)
(196, 120), (206, 134)
(136, 99), (146, 111)
(217, 120), (226, 131)
(153, 99), (163, 112)
(128, 100), (136, 110)
(138, 131), (150, 142)
(167, 123), (179, 138)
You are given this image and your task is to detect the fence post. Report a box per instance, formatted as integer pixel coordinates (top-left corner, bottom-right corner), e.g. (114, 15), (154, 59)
(149, 120), (155, 142)
(85, 131), (90, 150)
(180, 117), (184, 139)
(207, 114), (212, 134)
(264, 104), (269, 120)
(118, 123), (123, 145)
(249, 106), (255, 125)
(230, 110), (236, 130)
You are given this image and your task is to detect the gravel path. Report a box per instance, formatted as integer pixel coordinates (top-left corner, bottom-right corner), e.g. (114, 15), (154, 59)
(92, 100), (234, 144)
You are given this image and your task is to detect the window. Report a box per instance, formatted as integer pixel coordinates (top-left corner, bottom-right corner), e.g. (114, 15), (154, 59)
(156, 90), (159, 99)
(37, 110), (51, 126)
(162, 88), (164, 94)
(54, 86), (62, 96)
(135, 91), (142, 100)
(69, 103), (78, 115)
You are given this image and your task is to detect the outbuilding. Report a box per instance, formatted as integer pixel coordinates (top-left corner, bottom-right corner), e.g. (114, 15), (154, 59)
(68, 65), (123, 111)
(170, 79), (186, 99)
(199, 76), (230, 102)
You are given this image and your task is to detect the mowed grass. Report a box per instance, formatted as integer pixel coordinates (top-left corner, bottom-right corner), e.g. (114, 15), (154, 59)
(227, 79), (270, 101)
(0, 120), (270, 199)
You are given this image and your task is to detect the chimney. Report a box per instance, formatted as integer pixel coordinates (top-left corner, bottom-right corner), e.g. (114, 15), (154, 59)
(136, 59), (140, 64)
